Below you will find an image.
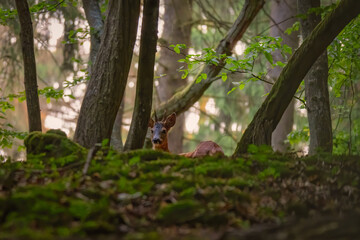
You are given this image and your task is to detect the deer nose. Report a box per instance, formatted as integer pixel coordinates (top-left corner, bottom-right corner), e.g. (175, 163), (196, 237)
(153, 138), (161, 144)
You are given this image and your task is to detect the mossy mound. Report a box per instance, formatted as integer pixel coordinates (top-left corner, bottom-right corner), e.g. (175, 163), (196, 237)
(24, 129), (86, 166)
(0, 146), (359, 239)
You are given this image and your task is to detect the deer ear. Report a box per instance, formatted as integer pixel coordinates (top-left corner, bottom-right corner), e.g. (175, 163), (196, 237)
(164, 112), (176, 129)
(148, 117), (154, 128)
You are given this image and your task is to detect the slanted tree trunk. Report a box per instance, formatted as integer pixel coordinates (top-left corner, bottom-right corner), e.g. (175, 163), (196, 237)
(82, 0), (104, 74)
(265, 0), (298, 152)
(111, 97), (124, 151)
(156, 0), (192, 153)
(233, 0), (360, 156)
(15, 0), (42, 132)
(155, 0), (265, 119)
(124, 0), (159, 151)
(74, 0), (140, 148)
(298, 0), (332, 155)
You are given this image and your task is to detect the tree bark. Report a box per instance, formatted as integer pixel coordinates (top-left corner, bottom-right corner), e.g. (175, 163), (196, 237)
(124, 0), (159, 151)
(265, 0), (298, 152)
(233, 0), (360, 157)
(82, 0), (104, 74)
(156, 0), (192, 153)
(74, 0), (140, 148)
(298, 0), (332, 155)
(15, 0), (42, 132)
(61, 5), (79, 72)
(155, 0), (265, 120)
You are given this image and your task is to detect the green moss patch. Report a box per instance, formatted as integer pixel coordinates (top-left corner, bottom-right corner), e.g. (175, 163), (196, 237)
(1, 143), (360, 239)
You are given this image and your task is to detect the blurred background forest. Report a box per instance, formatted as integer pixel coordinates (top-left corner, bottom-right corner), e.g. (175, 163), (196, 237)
(0, 0), (359, 159)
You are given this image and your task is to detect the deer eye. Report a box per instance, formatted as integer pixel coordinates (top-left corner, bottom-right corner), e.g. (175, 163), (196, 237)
(162, 130), (166, 134)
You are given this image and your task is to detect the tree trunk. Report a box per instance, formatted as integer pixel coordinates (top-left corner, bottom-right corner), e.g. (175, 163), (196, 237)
(15, 0), (42, 132)
(82, 0), (104, 74)
(233, 0), (360, 157)
(156, 0), (192, 153)
(111, 97), (124, 151)
(155, 0), (265, 119)
(298, 0), (332, 155)
(265, 0), (298, 152)
(124, 0), (159, 151)
(82, 0), (124, 150)
(74, 0), (140, 148)
(61, 6), (79, 73)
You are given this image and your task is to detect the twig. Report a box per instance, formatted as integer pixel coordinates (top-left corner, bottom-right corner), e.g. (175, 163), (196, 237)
(82, 143), (101, 176)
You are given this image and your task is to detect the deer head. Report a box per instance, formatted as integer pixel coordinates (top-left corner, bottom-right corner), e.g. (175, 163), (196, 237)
(148, 112), (176, 152)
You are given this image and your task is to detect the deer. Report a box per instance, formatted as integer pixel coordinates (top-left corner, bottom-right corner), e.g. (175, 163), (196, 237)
(148, 112), (225, 158)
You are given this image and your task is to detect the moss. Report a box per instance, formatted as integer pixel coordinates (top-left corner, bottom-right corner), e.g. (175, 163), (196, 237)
(24, 129), (86, 165)
(156, 200), (205, 224)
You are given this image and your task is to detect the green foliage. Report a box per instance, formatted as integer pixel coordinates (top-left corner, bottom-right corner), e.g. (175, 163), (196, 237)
(0, 7), (16, 25)
(287, 127), (310, 147)
(174, 36), (291, 94)
(0, 127), (27, 149)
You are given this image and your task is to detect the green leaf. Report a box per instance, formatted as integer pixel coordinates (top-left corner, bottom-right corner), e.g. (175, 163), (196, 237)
(181, 70), (188, 79)
(195, 75), (203, 83)
(227, 87), (237, 95)
(174, 45), (180, 54)
(239, 82), (245, 90)
(263, 51), (273, 64)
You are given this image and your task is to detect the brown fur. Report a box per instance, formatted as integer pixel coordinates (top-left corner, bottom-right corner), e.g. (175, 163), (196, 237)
(149, 113), (176, 152)
(179, 141), (224, 158)
(149, 113), (225, 157)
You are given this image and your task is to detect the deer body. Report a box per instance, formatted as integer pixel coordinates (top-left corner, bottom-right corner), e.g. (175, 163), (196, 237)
(180, 141), (224, 158)
(149, 112), (224, 158)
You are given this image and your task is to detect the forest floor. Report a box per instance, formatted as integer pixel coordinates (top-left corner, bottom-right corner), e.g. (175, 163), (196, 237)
(0, 130), (359, 239)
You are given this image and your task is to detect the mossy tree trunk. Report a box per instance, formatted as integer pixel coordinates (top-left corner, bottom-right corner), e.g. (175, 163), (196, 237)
(124, 0), (160, 151)
(74, 0), (140, 148)
(233, 0), (360, 157)
(155, 0), (265, 120)
(265, 0), (298, 152)
(156, 0), (193, 154)
(298, 0), (332, 155)
(15, 0), (42, 132)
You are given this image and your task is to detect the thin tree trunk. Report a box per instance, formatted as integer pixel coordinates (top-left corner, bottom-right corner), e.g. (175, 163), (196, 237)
(124, 0), (159, 151)
(74, 0), (140, 148)
(155, 0), (265, 119)
(111, 96), (124, 151)
(15, 0), (42, 132)
(62, 6), (79, 72)
(265, 0), (298, 152)
(82, 0), (103, 74)
(233, 0), (360, 156)
(298, 0), (332, 155)
(156, 0), (192, 153)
